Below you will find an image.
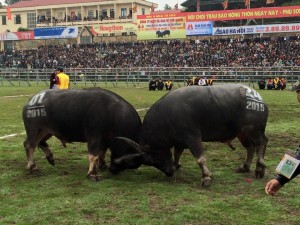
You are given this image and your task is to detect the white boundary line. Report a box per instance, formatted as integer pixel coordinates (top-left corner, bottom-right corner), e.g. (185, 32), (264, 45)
(1, 94), (31, 98)
(0, 108), (149, 140)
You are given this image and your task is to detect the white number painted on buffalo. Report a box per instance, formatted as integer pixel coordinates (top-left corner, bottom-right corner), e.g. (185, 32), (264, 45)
(244, 86), (265, 112)
(27, 107), (47, 118)
(28, 92), (46, 106)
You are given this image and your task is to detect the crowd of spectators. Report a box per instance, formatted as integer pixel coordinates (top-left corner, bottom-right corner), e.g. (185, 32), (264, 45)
(1, 36), (300, 70)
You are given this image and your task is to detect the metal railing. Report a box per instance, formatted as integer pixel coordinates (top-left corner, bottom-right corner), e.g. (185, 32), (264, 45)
(0, 67), (299, 88)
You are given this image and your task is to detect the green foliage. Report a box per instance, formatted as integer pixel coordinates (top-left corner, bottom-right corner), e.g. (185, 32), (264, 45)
(164, 4), (172, 10)
(4, 0), (21, 6)
(17, 27), (31, 32)
(0, 85), (299, 224)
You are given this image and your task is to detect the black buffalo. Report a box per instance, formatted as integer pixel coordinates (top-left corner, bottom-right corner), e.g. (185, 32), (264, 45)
(22, 88), (141, 181)
(156, 30), (171, 38)
(111, 85), (269, 187)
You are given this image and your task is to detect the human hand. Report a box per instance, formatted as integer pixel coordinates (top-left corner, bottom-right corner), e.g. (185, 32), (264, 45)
(265, 179), (282, 196)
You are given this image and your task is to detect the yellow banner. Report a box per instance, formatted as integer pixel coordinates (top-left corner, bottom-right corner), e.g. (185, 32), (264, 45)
(92, 23), (137, 34)
(137, 16), (186, 40)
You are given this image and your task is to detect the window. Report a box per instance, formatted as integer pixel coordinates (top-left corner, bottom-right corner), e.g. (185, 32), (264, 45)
(14, 14), (21, 24)
(27, 13), (36, 28)
(2, 15), (6, 25)
(121, 8), (127, 17)
(142, 8), (145, 15)
(110, 9), (115, 18)
(88, 10), (94, 19)
(102, 9), (107, 17)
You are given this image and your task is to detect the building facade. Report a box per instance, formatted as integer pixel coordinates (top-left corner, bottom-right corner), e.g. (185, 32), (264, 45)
(0, 0), (157, 50)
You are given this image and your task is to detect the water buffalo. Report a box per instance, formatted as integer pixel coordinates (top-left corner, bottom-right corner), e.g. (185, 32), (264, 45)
(22, 88), (141, 181)
(111, 85), (269, 187)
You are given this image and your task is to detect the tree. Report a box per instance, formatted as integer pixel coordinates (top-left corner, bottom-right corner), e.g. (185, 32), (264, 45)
(164, 4), (172, 10)
(5, 0), (21, 5)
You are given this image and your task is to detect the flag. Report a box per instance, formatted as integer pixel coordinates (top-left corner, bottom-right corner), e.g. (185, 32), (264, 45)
(7, 6), (11, 20)
(150, 3), (155, 12)
(174, 3), (178, 10)
(245, 0), (250, 7)
(133, 5), (137, 13)
(222, 0), (228, 10)
(266, 0), (274, 4)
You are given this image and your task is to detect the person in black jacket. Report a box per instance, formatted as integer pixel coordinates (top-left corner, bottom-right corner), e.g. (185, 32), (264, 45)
(149, 77), (157, 91)
(49, 72), (57, 89)
(265, 81), (300, 196)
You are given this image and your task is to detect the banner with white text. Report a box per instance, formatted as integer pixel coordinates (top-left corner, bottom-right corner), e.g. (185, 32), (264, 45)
(137, 13), (186, 40)
(213, 23), (300, 35)
(92, 23), (137, 34)
(0, 31), (34, 41)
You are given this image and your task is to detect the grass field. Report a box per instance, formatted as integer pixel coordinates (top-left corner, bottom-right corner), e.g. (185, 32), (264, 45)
(0, 83), (299, 225)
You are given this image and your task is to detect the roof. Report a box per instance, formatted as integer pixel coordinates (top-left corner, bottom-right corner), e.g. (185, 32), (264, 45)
(150, 9), (181, 14)
(8, 0), (105, 8)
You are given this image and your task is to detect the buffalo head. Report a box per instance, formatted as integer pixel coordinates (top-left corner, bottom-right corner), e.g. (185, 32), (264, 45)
(110, 137), (175, 177)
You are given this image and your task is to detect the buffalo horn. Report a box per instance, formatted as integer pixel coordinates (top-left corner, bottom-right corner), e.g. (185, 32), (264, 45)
(115, 137), (143, 152)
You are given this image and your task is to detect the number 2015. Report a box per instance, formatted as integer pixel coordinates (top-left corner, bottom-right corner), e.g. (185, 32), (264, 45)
(27, 108), (47, 118)
(246, 101), (265, 111)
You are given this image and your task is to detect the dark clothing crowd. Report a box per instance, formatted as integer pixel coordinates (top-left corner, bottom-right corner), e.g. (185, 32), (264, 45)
(1, 36), (300, 69)
(258, 77), (287, 90)
(149, 78), (173, 91)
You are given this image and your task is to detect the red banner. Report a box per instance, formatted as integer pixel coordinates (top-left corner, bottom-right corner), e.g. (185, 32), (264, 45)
(0, 31), (34, 41)
(187, 5), (300, 22)
(7, 7), (11, 20)
(140, 6), (300, 22)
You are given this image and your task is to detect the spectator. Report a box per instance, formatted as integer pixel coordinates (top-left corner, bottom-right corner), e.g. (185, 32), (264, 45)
(267, 78), (274, 90)
(157, 78), (164, 91)
(56, 67), (70, 89)
(49, 71), (58, 89)
(165, 79), (173, 90)
(258, 78), (266, 90)
(265, 81), (300, 196)
(198, 77), (206, 86)
(149, 77), (157, 91)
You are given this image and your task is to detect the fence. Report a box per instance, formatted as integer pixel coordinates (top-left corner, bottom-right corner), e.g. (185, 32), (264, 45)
(0, 67), (299, 88)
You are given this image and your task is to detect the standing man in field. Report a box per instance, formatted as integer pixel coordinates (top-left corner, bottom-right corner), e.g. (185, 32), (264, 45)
(56, 67), (70, 89)
(265, 81), (300, 196)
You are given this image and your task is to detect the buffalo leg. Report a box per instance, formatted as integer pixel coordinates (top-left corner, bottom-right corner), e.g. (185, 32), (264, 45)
(87, 154), (100, 181)
(39, 140), (55, 166)
(173, 147), (184, 169)
(187, 138), (212, 187)
(236, 146), (255, 173)
(87, 139), (106, 181)
(98, 149), (107, 170)
(24, 139), (38, 173)
(255, 135), (268, 178)
(38, 134), (55, 166)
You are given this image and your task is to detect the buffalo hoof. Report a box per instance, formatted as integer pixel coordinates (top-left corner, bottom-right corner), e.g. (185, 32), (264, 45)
(255, 168), (265, 178)
(175, 164), (182, 170)
(202, 177), (212, 188)
(87, 174), (100, 182)
(98, 163), (108, 170)
(46, 155), (55, 166)
(28, 163), (38, 174)
(236, 165), (250, 173)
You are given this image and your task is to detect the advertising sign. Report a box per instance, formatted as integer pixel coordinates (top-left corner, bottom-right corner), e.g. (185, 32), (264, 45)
(137, 13), (186, 40)
(0, 31), (34, 40)
(92, 23), (137, 34)
(34, 26), (78, 39)
(186, 21), (213, 36)
(186, 5), (300, 22)
(213, 23), (300, 35)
